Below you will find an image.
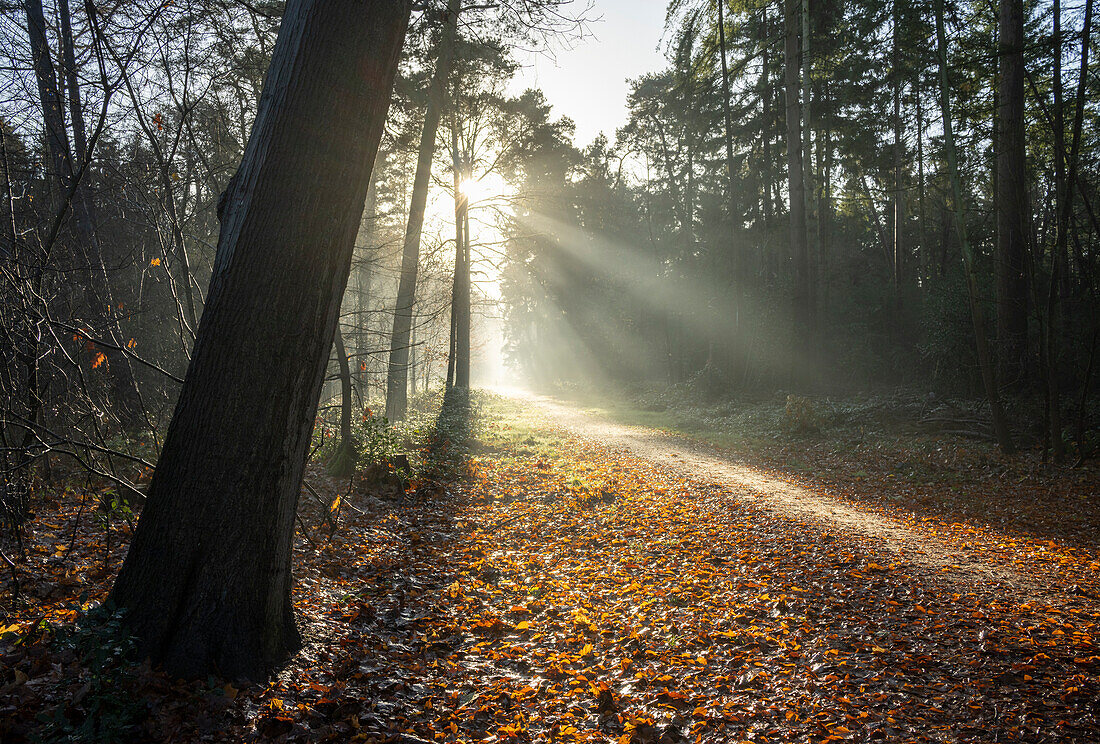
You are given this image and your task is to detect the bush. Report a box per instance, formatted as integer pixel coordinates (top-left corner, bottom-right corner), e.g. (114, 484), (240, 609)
(783, 395), (823, 434)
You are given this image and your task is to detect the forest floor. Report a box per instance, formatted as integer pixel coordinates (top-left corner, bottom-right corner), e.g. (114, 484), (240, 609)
(2, 389), (1099, 743)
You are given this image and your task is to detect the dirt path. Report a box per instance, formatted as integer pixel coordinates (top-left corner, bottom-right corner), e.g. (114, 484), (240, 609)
(510, 391), (1073, 606)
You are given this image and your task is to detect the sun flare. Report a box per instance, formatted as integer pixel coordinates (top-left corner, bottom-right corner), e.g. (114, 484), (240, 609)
(459, 172), (510, 204)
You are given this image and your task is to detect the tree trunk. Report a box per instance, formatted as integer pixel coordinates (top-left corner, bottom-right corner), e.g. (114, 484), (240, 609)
(717, 0), (739, 342)
(329, 325), (356, 477)
(801, 0), (818, 331)
(447, 103), (465, 390)
(25, 0), (71, 197)
(355, 164), (381, 400)
(784, 0), (809, 340)
(760, 5), (773, 231)
(934, 0), (1016, 455)
(27, 0), (144, 427)
(995, 0), (1029, 388)
(386, 0), (461, 421)
(109, 0), (409, 679)
(1047, 0), (1093, 462)
(892, 0), (905, 304)
(456, 204), (471, 389)
(916, 71), (928, 285)
(819, 78), (832, 308)
(57, 0), (86, 166)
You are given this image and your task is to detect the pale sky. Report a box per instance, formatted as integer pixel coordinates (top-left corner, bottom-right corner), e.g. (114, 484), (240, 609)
(508, 0), (669, 148)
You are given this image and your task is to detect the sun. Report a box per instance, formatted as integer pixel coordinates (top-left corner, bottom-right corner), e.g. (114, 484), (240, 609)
(459, 172), (510, 205)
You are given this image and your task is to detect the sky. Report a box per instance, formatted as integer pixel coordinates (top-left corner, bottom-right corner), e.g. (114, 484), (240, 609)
(508, 0), (670, 148)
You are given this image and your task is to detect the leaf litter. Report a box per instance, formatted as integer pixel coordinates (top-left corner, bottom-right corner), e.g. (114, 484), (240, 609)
(1, 396), (1099, 743)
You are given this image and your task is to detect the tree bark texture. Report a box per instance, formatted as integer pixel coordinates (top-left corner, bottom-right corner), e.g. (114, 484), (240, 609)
(109, 0), (410, 679)
(995, 0), (1029, 387)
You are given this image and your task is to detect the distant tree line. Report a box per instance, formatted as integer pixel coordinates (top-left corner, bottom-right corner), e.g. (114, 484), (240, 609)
(499, 0), (1100, 461)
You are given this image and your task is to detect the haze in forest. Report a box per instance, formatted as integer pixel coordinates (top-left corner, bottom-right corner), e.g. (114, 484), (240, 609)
(3, 1), (1100, 734)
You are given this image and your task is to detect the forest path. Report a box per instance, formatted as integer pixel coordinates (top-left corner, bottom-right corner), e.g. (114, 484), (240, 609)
(504, 389), (1081, 608)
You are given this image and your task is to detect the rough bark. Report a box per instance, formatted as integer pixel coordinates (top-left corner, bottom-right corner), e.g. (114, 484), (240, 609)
(109, 0), (410, 679)
(934, 0), (1016, 455)
(995, 0), (1029, 388)
(386, 0), (461, 420)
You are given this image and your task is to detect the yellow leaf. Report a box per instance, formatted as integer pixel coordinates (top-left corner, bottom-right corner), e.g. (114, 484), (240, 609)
(223, 682), (238, 699)
(150, 257), (162, 266)
(329, 495), (341, 513)
(515, 621), (531, 630)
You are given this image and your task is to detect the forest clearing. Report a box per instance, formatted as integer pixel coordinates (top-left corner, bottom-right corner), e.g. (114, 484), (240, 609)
(4, 0), (1100, 740)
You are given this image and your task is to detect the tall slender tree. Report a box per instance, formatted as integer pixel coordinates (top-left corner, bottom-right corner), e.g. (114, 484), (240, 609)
(1047, 0), (1094, 461)
(934, 0), (1015, 455)
(996, 0), (1029, 388)
(387, 0), (462, 420)
(784, 0), (810, 340)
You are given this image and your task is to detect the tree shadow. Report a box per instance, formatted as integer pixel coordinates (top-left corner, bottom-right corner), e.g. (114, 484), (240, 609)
(418, 386), (476, 481)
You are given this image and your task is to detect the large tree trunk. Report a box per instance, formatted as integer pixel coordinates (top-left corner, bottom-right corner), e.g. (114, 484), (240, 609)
(995, 0), (1029, 388)
(109, 0), (409, 679)
(784, 0), (810, 340)
(386, 0), (461, 420)
(934, 0), (1015, 455)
